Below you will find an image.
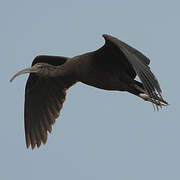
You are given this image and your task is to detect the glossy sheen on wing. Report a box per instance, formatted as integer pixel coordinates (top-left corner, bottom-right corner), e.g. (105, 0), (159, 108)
(24, 56), (76, 149)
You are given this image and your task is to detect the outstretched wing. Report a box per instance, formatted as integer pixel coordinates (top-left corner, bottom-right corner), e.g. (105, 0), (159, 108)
(24, 56), (76, 149)
(94, 34), (163, 104)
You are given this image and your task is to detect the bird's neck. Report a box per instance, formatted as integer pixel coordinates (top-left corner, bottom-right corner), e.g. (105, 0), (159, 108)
(47, 59), (78, 78)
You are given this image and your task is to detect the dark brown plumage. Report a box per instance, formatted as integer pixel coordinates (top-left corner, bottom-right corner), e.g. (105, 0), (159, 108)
(10, 34), (168, 149)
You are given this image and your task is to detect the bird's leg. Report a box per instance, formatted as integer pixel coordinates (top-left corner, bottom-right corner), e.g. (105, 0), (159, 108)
(138, 94), (161, 111)
(134, 84), (146, 94)
(138, 94), (166, 108)
(135, 84), (168, 105)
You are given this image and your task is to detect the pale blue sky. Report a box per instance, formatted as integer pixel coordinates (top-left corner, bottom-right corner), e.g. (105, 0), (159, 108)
(1, 0), (180, 179)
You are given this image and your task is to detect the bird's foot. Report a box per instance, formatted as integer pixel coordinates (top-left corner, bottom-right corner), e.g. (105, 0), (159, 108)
(139, 95), (168, 110)
(135, 85), (168, 106)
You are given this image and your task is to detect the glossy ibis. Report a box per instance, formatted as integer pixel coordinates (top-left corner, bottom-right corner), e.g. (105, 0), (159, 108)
(10, 34), (168, 149)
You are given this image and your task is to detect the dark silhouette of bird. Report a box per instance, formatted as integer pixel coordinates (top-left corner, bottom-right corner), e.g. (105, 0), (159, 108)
(10, 34), (168, 149)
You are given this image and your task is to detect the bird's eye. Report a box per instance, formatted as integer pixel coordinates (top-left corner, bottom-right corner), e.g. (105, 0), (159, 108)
(39, 66), (43, 69)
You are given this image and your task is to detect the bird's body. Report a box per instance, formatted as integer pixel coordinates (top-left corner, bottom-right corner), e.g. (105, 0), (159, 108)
(64, 54), (125, 91)
(10, 34), (168, 149)
(75, 54), (132, 92)
(36, 52), (142, 93)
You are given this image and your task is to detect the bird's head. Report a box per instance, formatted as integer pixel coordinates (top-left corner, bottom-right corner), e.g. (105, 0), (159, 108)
(10, 63), (54, 82)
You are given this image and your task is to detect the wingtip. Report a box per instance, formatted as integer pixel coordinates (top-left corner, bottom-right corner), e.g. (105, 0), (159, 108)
(25, 134), (31, 149)
(102, 34), (110, 39)
(102, 34), (118, 42)
(26, 141), (42, 150)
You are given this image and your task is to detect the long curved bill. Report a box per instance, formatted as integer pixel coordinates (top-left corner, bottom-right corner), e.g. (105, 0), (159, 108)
(10, 67), (37, 82)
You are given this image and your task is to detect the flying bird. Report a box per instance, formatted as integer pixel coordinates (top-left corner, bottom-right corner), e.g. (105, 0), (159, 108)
(10, 34), (168, 149)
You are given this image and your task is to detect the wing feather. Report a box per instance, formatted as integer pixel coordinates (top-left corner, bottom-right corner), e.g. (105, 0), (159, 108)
(101, 34), (165, 105)
(103, 34), (150, 66)
(121, 47), (162, 98)
(24, 56), (76, 149)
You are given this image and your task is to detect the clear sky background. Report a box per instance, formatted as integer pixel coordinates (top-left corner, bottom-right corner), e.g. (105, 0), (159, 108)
(1, 0), (179, 179)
